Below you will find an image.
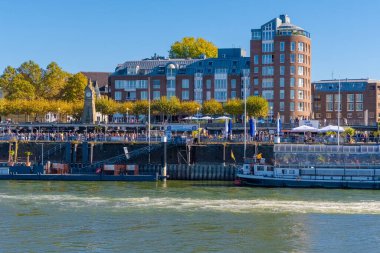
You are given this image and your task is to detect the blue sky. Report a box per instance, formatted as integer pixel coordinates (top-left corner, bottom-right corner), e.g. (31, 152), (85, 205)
(0, 0), (379, 81)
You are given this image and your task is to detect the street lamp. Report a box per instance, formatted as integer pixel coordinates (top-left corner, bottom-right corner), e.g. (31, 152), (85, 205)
(126, 108), (129, 123)
(196, 107), (200, 143)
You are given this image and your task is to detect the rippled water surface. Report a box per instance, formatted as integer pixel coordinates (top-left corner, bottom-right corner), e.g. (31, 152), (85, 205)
(1, 181), (380, 253)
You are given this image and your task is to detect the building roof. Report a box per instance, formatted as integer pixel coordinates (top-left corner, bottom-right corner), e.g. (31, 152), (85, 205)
(81, 72), (110, 88)
(112, 49), (250, 76)
(313, 79), (379, 92)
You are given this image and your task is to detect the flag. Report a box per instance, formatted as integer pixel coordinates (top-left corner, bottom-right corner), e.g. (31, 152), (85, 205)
(231, 149), (236, 162)
(256, 153), (262, 160)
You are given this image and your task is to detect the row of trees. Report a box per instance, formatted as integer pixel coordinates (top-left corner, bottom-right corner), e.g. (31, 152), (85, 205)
(0, 61), (87, 101)
(0, 96), (268, 123)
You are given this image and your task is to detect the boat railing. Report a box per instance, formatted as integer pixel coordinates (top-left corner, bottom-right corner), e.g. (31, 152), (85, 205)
(274, 163), (380, 170)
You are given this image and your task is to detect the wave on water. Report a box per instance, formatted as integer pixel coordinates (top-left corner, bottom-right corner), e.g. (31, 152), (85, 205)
(0, 193), (379, 214)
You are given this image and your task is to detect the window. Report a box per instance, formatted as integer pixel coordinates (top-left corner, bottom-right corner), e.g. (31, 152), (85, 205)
(280, 90), (284, 99)
(153, 80), (160, 89)
(290, 90), (295, 99)
(194, 91), (202, 101)
(182, 79), (189, 88)
(280, 54), (285, 63)
(347, 94), (354, 102)
(262, 54), (274, 64)
(280, 78), (285, 87)
(298, 102), (304, 111)
(280, 66), (285, 76)
(182, 90), (189, 100)
(262, 42), (274, 52)
(215, 79), (227, 89)
(356, 103), (363, 111)
(326, 113), (331, 119)
(298, 42), (304, 52)
(254, 67), (259, 74)
(280, 102), (284, 111)
(262, 66), (274, 76)
(126, 91), (136, 100)
(356, 94), (363, 102)
(290, 102), (294, 111)
(280, 42), (285, 51)
(298, 90), (304, 99)
(206, 91), (211, 100)
(262, 78), (274, 88)
(347, 103), (354, 111)
(195, 79), (202, 89)
(298, 66), (304, 76)
(290, 54), (295, 63)
(167, 80), (175, 89)
(153, 91), (160, 100)
(290, 78), (295, 87)
(115, 91), (122, 101)
(298, 78), (304, 87)
(290, 42), (296, 51)
(334, 94), (341, 103)
(206, 80), (211, 89)
(290, 66), (295, 75)
(115, 80), (125, 89)
(215, 91), (227, 101)
(298, 54), (304, 64)
(254, 55), (259, 64)
(231, 79), (236, 89)
(139, 91), (147, 100)
(231, 91), (236, 99)
(326, 94), (333, 102)
(137, 80), (147, 89)
(167, 90), (175, 98)
(254, 78), (259, 86)
(262, 90), (274, 100)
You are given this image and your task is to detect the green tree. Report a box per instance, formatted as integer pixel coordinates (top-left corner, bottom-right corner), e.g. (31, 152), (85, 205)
(169, 37), (217, 59)
(41, 62), (68, 99)
(202, 99), (223, 115)
(17, 60), (42, 91)
(246, 96), (268, 118)
(224, 99), (243, 120)
(152, 96), (181, 122)
(61, 73), (87, 102)
(0, 67), (36, 100)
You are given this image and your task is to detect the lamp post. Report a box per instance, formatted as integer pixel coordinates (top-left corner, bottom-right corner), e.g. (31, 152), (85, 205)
(196, 107), (200, 143)
(126, 108), (129, 123)
(244, 80), (247, 159)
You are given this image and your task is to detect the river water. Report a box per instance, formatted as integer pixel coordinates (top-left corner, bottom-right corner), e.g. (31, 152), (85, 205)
(1, 181), (380, 253)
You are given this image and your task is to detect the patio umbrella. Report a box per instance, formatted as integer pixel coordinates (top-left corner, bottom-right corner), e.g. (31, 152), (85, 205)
(318, 125), (345, 133)
(200, 116), (213, 120)
(215, 116), (231, 120)
(277, 117), (282, 135)
(228, 119), (232, 135)
(249, 118), (256, 137)
(291, 125), (318, 133)
(183, 116), (199, 120)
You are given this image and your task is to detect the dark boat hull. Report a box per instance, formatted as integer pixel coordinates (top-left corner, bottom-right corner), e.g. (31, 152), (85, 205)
(237, 175), (380, 190)
(0, 174), (157, 182)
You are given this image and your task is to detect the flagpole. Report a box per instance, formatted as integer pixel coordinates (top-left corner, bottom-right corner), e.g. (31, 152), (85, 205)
(148, 77), (151, 163)
(338, 77), (340, 148)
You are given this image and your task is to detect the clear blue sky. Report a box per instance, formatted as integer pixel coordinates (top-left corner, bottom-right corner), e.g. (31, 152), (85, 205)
(0, 0), (379, 81)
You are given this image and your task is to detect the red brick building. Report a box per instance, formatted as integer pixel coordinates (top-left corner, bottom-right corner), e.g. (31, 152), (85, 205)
(312, 79), (380, 126)
(250, 14), (312, 123)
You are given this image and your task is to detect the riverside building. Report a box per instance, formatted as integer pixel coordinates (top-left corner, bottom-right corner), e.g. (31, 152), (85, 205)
(250, 14), (312, 123)
(312, 79), (380, 126)
(109, 14), (312, 123)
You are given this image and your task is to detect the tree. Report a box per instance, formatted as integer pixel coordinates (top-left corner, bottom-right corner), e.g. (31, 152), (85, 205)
(95, 97), (118, 116)
(17, 60), (42, 91)
(246, 96), (268, 118)
(0, 67), (36, 100)
(169, 37), (217, 59)
(202, 99), (223, 115)
(41, 62), (68, 99)
(152, 96), (181, 122)
(61, 73), (87, 102)
(180, 101), (201, 116)
(343, 127), (355, 143)
(224, 99), (243, 120)
(132, 100), (149, 121)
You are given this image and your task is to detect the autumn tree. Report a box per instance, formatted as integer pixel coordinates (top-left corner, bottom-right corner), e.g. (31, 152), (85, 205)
(224, 99), (243, 121)
(179, 100), (201, 116)
(169, 37), (217, 59)
(61, 73), (87, 102)
(202, 99), (223, 115)
(152, 96), (181, 122)
(132, 100), (149, 121)
(41, 62), (69, 99)
(246, 96), (269, 118)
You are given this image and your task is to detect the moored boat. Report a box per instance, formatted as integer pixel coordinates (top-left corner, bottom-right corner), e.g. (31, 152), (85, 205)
(236, 144), (380, 189)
